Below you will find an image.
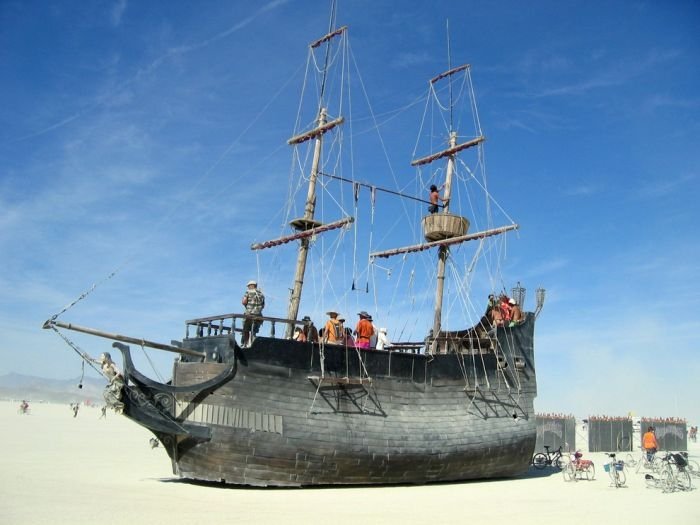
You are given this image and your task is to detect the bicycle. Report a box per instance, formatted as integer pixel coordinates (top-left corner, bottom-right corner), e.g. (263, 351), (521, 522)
(532, 445), (568, 470)
(562, 451), (595, 482)
(604, 453), (626, 488)
(644, 469), (675, 493)
(658, 452), (692, 492)
(679, 452), (700, 479)
(631, 449), (662, 473)
(623, 453), (638, 468)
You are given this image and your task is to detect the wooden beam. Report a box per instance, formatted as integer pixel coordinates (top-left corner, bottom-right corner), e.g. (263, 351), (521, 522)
(370, 223), (519, 259)
(310, 26), (347, 49)
(250, 216), (354, 251)
(44, 319), (206, 358)
(430, 63), (470, 84)
(287, 117), (344, 145)
(308, 375), (372, 386)
(411, 136), (485, 166)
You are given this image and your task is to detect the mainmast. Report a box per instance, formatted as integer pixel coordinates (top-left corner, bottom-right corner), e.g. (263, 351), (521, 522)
(431, 131), (457, 339)
(368, 63), (511, 351)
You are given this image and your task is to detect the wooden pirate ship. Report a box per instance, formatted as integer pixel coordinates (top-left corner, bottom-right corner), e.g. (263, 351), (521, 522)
(44, 15), (544, 487)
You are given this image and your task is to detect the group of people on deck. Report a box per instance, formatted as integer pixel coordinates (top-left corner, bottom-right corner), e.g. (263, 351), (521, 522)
(241, 280), (525, 350)
(294, 310), (391, 350)
(486, 293), (523, 329)
(241, 280), (391, 350)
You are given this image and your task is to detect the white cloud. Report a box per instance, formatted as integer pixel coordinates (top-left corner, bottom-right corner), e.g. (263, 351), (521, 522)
(110, 0), (127, 27)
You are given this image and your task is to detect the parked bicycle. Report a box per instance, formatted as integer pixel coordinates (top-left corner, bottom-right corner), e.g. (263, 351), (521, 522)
(532, 445), (568, 470)
(562, 451), (595, 482)
(679, 452), (700, 479)
(604, 453), (626, 488)
(658, 452), (692, 491)
(644, 470), (675, 493)
(627, 450), (662, 473)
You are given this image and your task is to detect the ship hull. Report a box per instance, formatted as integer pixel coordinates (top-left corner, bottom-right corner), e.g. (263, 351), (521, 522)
(123, 314), (538, 487)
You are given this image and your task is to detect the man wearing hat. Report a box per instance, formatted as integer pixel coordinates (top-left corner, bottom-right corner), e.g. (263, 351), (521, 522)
(241, 280), (265, 347)
(301, 315), (319, 343)
(354, 311), (375, 350)
(508, 298), (523, 326)
(323, 311), (343, 344)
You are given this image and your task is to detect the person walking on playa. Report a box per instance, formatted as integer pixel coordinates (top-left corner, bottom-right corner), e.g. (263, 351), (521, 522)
(642, 426), (658, 462)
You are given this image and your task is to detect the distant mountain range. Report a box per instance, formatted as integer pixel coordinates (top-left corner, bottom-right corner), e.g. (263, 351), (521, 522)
(0, 373), (106, 404)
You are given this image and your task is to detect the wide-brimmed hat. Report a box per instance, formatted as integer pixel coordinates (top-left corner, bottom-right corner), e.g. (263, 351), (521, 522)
(358, 310), (370, 318)
(326, 311), (338, 317)
(301, 315), (312, 322)
(247, 280), (257, 286)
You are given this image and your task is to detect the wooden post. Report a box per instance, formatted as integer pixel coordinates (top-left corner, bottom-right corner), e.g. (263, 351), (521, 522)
(285, 108), (327, 338)
(431, 132), (457, 351)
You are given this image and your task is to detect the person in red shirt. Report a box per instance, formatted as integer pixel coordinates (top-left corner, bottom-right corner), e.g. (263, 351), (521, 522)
(354, 311), (375, 349)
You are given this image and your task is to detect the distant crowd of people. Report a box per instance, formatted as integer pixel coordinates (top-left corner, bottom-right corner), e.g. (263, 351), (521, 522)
(536, 413), (575, 420)
(640, 416), (687, 424)
(588, 415), (636, 422)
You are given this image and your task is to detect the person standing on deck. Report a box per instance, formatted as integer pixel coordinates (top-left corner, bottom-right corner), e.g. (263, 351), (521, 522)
(301, 315), (319, 343)
(241, 280), (265, 347)
(354, 311), (375, 350)
(376, 328), (391, 350)
(323, 311), (343, 345)
(508, 298), (523, 326)
(428, 184), (448, 214)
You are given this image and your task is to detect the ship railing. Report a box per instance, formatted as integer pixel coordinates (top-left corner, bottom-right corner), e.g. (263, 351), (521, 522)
(185, 313), (305, 340)
(385, 343), (424, 354)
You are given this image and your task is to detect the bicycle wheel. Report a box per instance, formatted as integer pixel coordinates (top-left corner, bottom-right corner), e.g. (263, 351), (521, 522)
(585, 463), (595, 480)
(562, 462), (575, 482)
(532, 453), (548, 469)
(676, 469), (692, 491)
(616, 467), (626, 487)
(687, 459), (700, 478)
(661, 467), (675, 493)
(624, 453), (637, 468)
(553, 456), (565, 470)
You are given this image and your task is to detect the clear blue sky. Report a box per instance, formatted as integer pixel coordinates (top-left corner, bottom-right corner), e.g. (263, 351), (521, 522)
(1, 1), (699, 424)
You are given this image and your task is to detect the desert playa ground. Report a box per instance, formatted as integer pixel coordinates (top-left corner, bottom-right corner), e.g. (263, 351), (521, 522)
(1, 401), (698, 525)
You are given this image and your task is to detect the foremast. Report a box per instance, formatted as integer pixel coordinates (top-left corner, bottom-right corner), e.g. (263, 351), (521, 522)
(251, 26), (347, 339)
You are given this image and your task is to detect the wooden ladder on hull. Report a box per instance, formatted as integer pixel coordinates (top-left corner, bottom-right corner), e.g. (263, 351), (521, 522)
(306, 375), (384, 416)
